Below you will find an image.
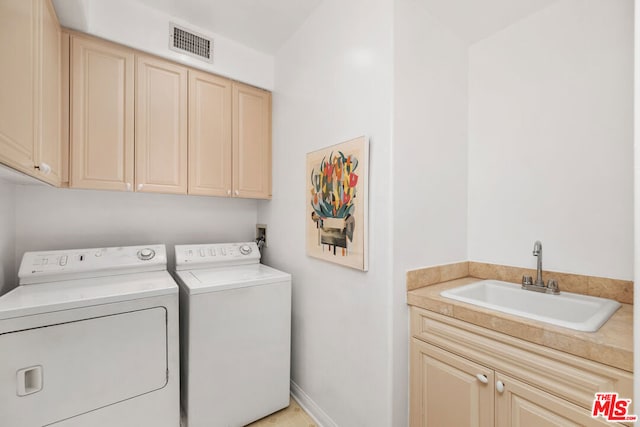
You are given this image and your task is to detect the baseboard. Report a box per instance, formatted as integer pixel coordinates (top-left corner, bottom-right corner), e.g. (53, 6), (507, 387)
(290, 380), (338, 427)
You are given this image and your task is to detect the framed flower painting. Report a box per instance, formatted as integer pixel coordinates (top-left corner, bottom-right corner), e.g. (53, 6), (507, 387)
(306, 136), (369, 271)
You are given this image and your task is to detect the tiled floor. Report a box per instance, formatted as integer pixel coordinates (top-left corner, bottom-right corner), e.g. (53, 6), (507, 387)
(246, 398), (317, 427)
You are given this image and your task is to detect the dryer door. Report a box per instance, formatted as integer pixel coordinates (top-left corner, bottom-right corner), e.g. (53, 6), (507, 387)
(0, 307), (168, 426)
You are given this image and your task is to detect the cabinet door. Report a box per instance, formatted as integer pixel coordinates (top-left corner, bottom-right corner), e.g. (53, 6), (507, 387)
(495, 373), (611, 427)
(60, 30), (70, 186)
(188, 70), (232, 196)
(0, 0), (37, 174)
(410, 338), (494, 427)
(136, 55), (188, 194)
(70, 35), (134, 191)
(35, 0), (62, 186)
(232, 82), (271, 199)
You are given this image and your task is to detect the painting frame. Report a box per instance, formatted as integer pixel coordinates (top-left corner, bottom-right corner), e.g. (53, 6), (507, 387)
(306, 135), (369, 271)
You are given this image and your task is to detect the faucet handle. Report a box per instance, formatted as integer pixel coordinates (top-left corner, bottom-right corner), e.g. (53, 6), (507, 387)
(522, 275), (533, 286)
(546, 279), (560, 294)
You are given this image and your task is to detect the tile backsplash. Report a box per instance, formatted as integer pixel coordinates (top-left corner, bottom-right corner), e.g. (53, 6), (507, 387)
(407, 261), (633, 304)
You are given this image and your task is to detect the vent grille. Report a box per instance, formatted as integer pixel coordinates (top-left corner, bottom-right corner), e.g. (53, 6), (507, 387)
(169, 23), (213, 63)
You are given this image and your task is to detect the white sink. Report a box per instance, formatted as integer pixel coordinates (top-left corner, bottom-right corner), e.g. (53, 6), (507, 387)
(440, 280), (621, 332)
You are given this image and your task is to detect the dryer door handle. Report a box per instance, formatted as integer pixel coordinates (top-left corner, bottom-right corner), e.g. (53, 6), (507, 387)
(17, 365), (43, 396)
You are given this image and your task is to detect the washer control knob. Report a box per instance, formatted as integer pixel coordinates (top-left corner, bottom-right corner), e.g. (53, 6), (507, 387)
(137, 248), (155, 261)
(239, 244), (252, 255)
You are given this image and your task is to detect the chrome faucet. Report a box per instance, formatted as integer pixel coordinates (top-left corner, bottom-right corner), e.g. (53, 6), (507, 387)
(522, 240), (560, 294)
(533, 240), (544, 286)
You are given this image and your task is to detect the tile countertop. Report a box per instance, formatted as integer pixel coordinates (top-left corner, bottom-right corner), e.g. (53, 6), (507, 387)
(407, 277), (633, 372)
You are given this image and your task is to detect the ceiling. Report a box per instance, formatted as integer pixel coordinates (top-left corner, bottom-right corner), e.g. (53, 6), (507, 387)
(145, 0), (560, 51)
(53, 0), (561, 55)
(133, 0), (323, 54)
(422, 0), (559, 44)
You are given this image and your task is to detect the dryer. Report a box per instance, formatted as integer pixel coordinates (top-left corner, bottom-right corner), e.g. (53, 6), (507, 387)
(174, 242), (291, 427)
(0, 245), (180, 427)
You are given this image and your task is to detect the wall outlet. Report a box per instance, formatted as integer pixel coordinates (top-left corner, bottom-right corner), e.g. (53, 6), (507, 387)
(256, 224), (267, 247)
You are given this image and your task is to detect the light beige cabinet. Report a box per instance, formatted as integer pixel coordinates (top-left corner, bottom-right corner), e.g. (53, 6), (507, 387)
(411, 338), (493, 426)
(67, 34), (271, 199)
(232, 82), (272, 199)
(135, 55), (188, 194)
(188, 76), (272, 199)
(0, 0), (62, 186)
(495, 372), (613, 426)
(188, 70), (232, 196)
(70, 34), (134, 191)
(410, 307), (632, 427)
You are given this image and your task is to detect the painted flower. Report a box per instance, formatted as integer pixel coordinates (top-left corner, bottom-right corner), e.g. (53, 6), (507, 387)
(349, 173), (358, 188)
(310, 151), (359, 219)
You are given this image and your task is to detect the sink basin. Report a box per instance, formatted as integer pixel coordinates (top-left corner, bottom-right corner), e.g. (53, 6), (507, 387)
(440, 280), (621, 332)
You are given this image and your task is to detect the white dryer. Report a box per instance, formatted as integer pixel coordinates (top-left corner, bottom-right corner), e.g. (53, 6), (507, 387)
(174, 242), (291, 427)
(0, 245), (180, 427)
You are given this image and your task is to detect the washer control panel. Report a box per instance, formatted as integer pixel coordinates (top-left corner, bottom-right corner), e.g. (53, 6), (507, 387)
(19, 244), (167, 285)
(175, 242), (260, 270)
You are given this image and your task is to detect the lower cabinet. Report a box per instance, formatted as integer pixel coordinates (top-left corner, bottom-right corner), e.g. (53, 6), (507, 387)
(411, 338), (493, 426)
(409, 307), (633, 427)
(496, 373), (611, 427)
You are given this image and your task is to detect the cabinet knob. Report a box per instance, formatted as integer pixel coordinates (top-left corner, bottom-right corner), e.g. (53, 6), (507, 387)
(137, 184), (143, 191)
(234, 190), (239, 196)
(476, 374), (488, 384)
(227, 189), (231, 196)
(496, 380), (505, 393)
(126, 183), (132, 191)
(35, 162), (52, 175)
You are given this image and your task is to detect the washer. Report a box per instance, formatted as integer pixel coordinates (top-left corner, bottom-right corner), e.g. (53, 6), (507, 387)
(174, 242), (291, 427)
(0, 245), (180, 427)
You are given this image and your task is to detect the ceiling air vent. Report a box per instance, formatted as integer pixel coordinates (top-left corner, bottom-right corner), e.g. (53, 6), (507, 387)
(169, 23), (213, 63)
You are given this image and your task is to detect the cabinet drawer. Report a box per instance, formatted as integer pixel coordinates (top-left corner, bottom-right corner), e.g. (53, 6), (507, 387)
(411, 307), (633, 411)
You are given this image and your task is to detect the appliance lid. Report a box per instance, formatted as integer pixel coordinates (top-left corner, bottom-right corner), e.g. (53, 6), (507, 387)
(174, 242), (260, 270)
(175, 264), (291, 294)
(0, 270), (178, 321)
(18, 244), (167, 285)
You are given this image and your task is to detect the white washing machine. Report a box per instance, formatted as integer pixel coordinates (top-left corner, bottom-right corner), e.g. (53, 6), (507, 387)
(0, 244), (180, 427)
(174, 242), (291, 427)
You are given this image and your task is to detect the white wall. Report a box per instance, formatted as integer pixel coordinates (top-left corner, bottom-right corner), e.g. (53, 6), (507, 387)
(468, 0), (634, 280)
(0, 180), (16, 295)
(14, 186), (258, 272)
(394, 1), (468, 271)
(392, 1), (469, 424)
(257, 0), (396, 425)
(53, 0), (275, 90)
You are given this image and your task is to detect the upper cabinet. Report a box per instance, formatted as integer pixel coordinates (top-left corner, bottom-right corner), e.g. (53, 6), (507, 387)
(135, 55), (188, 194)
(70, 35), (134, 191)
(38, 0), (63, 186)
(233, 83), (272, 199)
(188, 70), (232, 197)
(0, 0), (62, 185)
(0, 16), (271, 199)
(188, 75), (272, 199)
(68, 34), (271, 199)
